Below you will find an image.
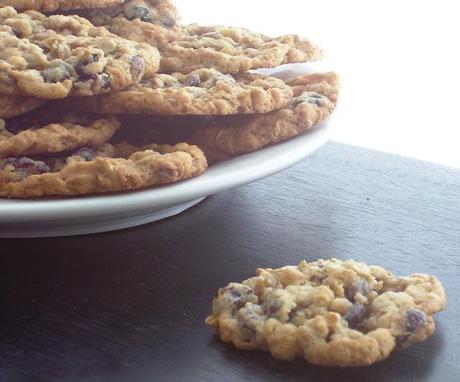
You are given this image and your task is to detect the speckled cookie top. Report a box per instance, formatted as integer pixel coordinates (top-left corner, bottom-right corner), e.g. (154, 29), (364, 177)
(0, 0), (125, 12)
(58, 68), (294, 115)
(0, 141), (207, 198)
(86, 0), (178, 29)
(160, 24), (324, 74)
(81, 0), (181, 50)
(0, 6), (160, 98)
(206, 259), (446, 366)
(189, 72), (339, 160)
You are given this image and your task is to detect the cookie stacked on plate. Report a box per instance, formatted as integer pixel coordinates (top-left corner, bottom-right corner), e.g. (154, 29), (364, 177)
(0, 1), (339, 198)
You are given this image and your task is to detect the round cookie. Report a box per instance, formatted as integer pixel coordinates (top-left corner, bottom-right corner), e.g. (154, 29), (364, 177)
(82, 0), (181, 50)
(206, 259), (446, 367)
(0, 142), (207, 198)
(160, 24), (324, 74)
(0, 7), (160, 99)
(188, 72), (338, 162)
(0, 96), (46, 119)
(0, 0), (125, 12)
(58, 69), (294, 115)
(0, 114), (119, 158)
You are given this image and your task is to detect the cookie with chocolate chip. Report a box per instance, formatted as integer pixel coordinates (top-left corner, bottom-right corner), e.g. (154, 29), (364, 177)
(0, 0), (124, 12)
(0, 6), (160, 99)
(57, 68), (294, 115)
(82, 0), (181, 50)
(0, 114), (119, 158)
(160, 24), (324, 74)
(206, 259), (446, 367)
(0, 96), (45, 119)
(0, 142), (207, 198)
(187, 72), (338, 162)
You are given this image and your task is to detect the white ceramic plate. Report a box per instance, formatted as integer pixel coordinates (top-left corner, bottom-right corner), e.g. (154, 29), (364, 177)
(0, 121), (333, 238)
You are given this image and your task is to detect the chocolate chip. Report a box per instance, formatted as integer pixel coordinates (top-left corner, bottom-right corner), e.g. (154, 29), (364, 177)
(130, 56), (145, 81)
(345, 279), (369, 302)
(344, 304), (367, 330)
(74, 147), (95, 161)
(405, 308), (427, 332)
(185, 73), (201, 87)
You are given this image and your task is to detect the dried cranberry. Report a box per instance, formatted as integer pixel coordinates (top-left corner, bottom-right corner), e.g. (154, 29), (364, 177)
(162, 17), (176, 28)
(129, 6), (152, 22)
(130, 56), (145, 81)
(345, 279), (369, 302)
(74, 147), (95, 161)
(344, 304), (367, 330)
(185, 73), (201, 87)
(263, 301), (280, 317)
(100, 73), (111, 89)
(405, 308), (427, 332)
(11, 157), (49, 176)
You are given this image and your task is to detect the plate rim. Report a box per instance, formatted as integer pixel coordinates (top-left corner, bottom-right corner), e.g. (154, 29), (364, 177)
(0, 122), (333, 222)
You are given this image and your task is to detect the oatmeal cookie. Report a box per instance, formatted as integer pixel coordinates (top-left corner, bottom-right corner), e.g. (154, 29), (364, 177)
(0, 142), (207, 198)
(0, 0), (124, 12)
(0, 114), (119, 157)
(0, 7), (160, 99)
(189, 72), (338, 161)
(82, 0), (181, 50)
(59, 68), (294, 115)
(0, 95), (45, 119)
(206, 259), (446, 367)
(160, 24), (324, 74)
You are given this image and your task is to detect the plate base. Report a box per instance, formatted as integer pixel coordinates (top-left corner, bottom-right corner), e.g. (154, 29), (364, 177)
(0, 197), (206, 238)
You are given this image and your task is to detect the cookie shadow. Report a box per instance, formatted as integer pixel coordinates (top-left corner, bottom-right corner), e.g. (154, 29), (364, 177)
(207, 324), (445, 382)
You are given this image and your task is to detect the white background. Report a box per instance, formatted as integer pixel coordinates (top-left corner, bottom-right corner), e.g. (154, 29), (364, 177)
(177, 0), (460, 168)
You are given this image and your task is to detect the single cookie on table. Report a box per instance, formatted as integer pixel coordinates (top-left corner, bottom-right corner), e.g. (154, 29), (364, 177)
(188, 72), (338, 162)
(0, 7), (160, 99)
(160, 24), (324, 74)
(57, 68), (294, 115)
(0, 142), (207, 198)
(206, 258), (446, 367)
(0, 95), (46, 119)
(81, 0), (181, 51)
(0, 114), (119, 158)
(0, 0), (124, 12)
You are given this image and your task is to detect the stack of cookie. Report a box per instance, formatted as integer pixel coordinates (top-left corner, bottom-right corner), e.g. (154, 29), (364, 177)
(0, 1), (339, 198)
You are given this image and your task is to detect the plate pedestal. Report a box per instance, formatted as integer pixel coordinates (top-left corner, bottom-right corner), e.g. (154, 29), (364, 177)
(0, 197), (206, 238)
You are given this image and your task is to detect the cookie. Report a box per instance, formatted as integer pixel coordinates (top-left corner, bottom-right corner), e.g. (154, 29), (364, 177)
(58, 69), (294, 115)
(82, 0), (181, 50)
(160, 24), (324, 74)
(0, 0), (124, 12)
(0, 142), (207, 198)
(206, 258), (446, 367)
(188, 72), (338, 161)
(0, 95), (45, 119)
(0, 7), (160, 99)
(0, 114), (119, 158)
